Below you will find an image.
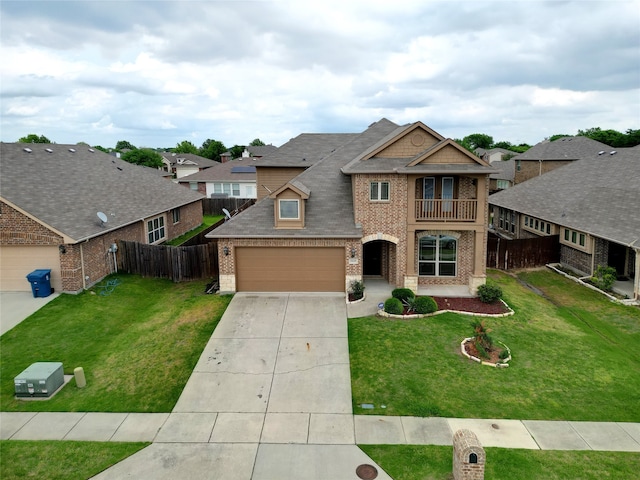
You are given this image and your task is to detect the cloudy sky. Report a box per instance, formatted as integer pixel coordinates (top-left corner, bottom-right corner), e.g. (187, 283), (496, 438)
(1, 0), (638, 150)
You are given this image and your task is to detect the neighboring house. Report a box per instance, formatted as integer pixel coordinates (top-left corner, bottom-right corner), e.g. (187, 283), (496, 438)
(489, 146), (639, 300)
(475, 147), (517, 163)
(0, 143), (204, 293)
(208, 119), (496, 295)
(220, 145), (278, 163)
(161, 152), (219, 178)
(512, 136), (610, 184)
(489, 158), (515, 194)
(177, 158), (259, 199)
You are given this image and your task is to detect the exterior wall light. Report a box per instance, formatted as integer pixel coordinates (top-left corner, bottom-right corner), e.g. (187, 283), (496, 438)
(223, 246), (230, 256)
(59, 244), (66, 254)
(350, 247), (356, 258)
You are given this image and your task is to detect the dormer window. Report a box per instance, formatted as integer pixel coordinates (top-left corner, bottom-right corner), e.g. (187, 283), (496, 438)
(279, 199), (300, 220)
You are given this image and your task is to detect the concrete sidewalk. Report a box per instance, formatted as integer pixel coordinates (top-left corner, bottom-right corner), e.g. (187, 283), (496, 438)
(3, 411), (639, 452)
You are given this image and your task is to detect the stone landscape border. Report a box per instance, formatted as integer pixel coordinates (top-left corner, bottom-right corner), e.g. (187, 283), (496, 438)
(377, 299), (514, 319)
(460, 337), (512, 368)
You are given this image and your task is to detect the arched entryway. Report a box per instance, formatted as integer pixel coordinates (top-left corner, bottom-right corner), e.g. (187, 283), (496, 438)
(361, 234), (399, 284)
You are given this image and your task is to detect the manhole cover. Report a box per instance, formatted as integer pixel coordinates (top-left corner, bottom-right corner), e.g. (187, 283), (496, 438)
(491, 423), (500, 430)
(356, 464), (378, 479)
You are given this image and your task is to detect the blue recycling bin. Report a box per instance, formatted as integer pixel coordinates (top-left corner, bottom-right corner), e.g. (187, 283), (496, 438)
(26, 269), (52, 298)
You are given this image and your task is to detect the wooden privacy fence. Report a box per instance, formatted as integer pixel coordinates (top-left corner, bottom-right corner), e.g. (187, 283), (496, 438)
(118, 240), (218, 282)
(202, 197), (255, 216)
(487, 234), (560, 270)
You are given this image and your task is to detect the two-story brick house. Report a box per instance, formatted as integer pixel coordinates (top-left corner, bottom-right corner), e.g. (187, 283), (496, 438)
(208, 119), (496, 295)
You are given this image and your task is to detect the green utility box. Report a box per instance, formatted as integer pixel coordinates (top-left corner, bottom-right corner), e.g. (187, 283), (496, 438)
(14, 362), (64, 398)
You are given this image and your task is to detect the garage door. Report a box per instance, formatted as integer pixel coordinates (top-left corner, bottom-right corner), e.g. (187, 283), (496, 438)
(236, 247), (345, 292)
(0, 245), (62, 292)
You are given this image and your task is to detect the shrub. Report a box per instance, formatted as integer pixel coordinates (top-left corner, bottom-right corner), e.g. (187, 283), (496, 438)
(384, 297), (404, 315)
(478, 284), (503, 303)
(391, 288), (415, 302)
(499, 348), (510, 360)
(349, 280), (365, 300)
(471, 319), (493, 350)
(591, 265), (617, 291)
(414, 296), (438, 314)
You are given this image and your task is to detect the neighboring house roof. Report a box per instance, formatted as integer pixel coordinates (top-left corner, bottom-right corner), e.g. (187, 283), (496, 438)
(162, 152), (219, 168)
(256, 133), (358, 168)
(513, 136), (611, 161)
(476, 147), (517, 158)
(209, 118), (400, 238)
(177, 158), (258, 183)
(489, 147), (640, 245)
(1, 143), (204, 243)
(489, 158), (515, 181)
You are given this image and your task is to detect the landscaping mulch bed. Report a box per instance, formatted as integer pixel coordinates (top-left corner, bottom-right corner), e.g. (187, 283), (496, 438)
(432, 296), (509, 315)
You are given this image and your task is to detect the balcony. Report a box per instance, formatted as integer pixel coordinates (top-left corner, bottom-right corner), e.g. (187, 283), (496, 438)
(415, 199), (477, 222)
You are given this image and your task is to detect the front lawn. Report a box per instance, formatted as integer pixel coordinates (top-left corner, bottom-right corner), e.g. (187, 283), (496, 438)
(349, 269), (640, 421)
(1, 274), (231, 412)
(0, 441), (149, 480)
(361, 445), (640, 480)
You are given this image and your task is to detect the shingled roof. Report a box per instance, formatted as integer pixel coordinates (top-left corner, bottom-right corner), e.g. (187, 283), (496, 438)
(177, 158), (258, 183)
(256, 133), (358, 168)
(1, 143), (204, 243)
(514, 136), (612, 161)
(162, 152), (219, 168)
(489, 146), (640, 245)
(208, 118), (400, 238)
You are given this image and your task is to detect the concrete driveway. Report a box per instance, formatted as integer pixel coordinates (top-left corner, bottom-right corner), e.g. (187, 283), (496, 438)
(92, 293), (392, 480)
(0, 291), (60, 336)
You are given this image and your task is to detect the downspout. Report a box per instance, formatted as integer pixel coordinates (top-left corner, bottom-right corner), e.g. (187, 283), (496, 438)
(80, 242), (86, 290)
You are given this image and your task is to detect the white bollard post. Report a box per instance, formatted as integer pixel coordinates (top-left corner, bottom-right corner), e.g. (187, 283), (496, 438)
(74, 367), (86, 388)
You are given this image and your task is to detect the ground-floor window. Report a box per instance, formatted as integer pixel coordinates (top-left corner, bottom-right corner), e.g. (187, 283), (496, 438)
(419, 234), (457, 276)
(147, 215), (166, 244)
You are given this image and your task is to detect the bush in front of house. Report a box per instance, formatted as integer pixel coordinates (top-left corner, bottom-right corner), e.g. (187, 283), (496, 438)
(391, 288), (415, 302)
(384, 297), (404, 315)
(477, 284), (503, 303)
(591, 264), (617, 291)
(414, 296), (438, 314)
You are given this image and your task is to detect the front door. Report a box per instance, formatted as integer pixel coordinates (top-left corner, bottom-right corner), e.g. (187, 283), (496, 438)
(608, 242), (628, 278)
(363, 241), (382, 276)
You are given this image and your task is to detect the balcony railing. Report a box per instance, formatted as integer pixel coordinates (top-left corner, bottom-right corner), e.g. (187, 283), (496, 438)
(415, 199), (477, 222)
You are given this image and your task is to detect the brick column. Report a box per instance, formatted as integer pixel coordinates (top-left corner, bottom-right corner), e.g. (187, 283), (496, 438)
(453, 429), (485, 480)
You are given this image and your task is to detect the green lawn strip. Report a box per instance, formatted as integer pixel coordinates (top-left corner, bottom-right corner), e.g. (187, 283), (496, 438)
(349, 270), (640, 421)
(0, 440), (149, 480)
(1, 274), (232, 412)
(360, 445), (640, 480)
(165, 214), (224, 246)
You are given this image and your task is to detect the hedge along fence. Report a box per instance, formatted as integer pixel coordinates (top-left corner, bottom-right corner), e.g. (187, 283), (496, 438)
(117, 240), (218, 282)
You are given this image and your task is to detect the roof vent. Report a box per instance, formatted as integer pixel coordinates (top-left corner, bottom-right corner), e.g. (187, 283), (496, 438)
(88, 148), (94, 153)
(45, 148), (53, 153)
(68, 148), (76, 153)
(610, 151), (617, 155)
(23, 147), (32, 153)
(598, 151), (605, 155)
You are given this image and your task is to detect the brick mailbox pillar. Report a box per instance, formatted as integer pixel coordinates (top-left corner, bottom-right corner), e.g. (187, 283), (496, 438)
(453, 429), (485, 480)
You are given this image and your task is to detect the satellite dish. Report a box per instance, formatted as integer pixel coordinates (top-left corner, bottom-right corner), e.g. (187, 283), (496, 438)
(222, 208), (232, 220)
(97, 211), (108, 224)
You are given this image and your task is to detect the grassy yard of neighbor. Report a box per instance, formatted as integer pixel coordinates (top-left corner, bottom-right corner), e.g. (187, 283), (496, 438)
(1, 274), (231, 412)
(165, 214), (224, 246)
(360, 445), (640, 480)
(0, 441), (149, 480)
(349, 269), (640, 421)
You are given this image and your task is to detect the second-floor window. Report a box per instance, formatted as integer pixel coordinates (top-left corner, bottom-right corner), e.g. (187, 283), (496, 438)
(370, 181), (390, 201)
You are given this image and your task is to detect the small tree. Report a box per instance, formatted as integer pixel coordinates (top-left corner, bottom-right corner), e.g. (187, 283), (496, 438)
(115, 140), (136, 151)
(18, 133), (52, 143)
(471, 320), (494, 359)
(349, 280), (365, 300)
(591, 265), (617, 291)
(121, 149), (163, 168)
(174, 140), (199, 154)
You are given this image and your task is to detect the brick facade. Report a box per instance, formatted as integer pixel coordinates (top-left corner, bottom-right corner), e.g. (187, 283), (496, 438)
(0, 202), (63, 245)
(560, 244), (592, 276)
(453, 429), (485, 480)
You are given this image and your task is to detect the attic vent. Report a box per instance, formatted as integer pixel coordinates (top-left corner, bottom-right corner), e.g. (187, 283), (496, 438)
(598, 151), (605, 155)
(88, 148), (95, 152)
(23, 147), (32, 153)
(610, 151), (617, 155)
(45, 148), (53, 153)
(68, 148), (76, 153)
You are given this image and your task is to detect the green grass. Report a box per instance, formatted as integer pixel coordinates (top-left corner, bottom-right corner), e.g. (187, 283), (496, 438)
(349, 269), (640, 421)
(361, 445), (640, 480)
(165, 214), (223, 246)
(0, 441), (149, 480)
(1, 274), (232, 412)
